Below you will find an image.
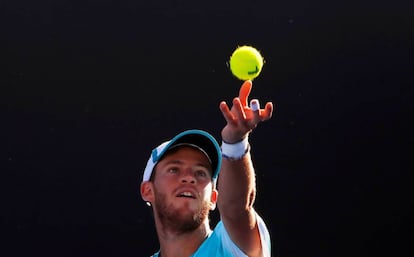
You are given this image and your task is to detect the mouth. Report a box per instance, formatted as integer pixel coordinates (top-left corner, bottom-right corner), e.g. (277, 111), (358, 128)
(176, 190), (197, 199)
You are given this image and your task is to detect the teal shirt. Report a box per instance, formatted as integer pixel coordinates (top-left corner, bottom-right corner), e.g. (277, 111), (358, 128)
(151, 213), (271, 257)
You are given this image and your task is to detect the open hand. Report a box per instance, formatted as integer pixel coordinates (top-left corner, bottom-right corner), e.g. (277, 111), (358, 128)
(219, 80), (273, 143)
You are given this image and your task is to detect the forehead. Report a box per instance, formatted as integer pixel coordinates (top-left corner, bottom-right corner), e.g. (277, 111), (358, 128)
(153, 146), (213, 175)
(161, 145), (211, 166)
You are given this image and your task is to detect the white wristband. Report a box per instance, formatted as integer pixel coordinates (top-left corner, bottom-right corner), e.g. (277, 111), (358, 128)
(221, 137), (250, 160)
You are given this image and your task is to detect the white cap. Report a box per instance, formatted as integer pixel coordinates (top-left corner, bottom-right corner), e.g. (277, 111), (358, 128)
(142, 129), (222, 183)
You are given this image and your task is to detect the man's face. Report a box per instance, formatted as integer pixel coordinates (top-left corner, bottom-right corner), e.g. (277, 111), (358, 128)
(144, 146), (218, 233)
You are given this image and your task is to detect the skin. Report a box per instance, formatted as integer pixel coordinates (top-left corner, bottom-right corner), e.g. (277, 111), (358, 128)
(141, 146), (218, 256)
(141, 80), (273, 257)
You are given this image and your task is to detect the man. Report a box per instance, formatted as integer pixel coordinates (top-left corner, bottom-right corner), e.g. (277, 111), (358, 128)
(141, 80), (273, 257)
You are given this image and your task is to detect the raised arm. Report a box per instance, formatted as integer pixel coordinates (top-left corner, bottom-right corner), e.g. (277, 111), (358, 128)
(217, 80), (273, 257)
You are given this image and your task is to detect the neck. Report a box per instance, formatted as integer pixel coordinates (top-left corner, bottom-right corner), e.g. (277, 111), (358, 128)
(155, 219), (211, 257)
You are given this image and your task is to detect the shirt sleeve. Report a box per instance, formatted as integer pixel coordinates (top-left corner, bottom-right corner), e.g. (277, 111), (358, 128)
(216, 210), (272, 257)
(256, 212), (272, 257)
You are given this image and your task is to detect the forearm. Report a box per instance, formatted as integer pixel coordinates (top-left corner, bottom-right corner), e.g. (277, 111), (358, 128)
(217, 137), (257, 222)
(218, 153), (256, 214)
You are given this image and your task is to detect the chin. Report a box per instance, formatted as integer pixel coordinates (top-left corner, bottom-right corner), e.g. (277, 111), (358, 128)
(157, 201), (210, 233)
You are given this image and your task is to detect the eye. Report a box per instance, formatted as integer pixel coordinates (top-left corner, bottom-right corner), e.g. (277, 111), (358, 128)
(168, 167), (178, 174)
(195, 170), (208, 177)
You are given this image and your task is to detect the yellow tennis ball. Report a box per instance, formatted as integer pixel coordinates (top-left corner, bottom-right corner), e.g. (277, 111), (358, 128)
(229, 45), (264, 81)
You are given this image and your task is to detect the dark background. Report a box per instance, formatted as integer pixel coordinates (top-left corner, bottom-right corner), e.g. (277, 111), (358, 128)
(2, 1), (413, 256)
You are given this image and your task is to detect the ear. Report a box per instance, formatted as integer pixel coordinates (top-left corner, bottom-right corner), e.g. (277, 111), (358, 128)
(209, 189), (218, 211)
(140, 181), (154, 203)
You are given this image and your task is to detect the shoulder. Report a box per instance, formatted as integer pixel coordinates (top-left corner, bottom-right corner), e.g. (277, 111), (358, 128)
(192, 221), (247, 257)
(193, 213), (271, 257)
(211, 212), (271, 257)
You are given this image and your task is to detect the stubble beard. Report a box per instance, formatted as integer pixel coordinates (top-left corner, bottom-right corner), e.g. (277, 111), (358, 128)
(154, 191), (210, 234)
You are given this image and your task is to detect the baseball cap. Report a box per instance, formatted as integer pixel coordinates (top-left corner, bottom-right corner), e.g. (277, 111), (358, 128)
(142, 129), (222, 183)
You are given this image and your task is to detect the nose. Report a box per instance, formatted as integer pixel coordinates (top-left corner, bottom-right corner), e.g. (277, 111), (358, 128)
(180, 168), (196, 184)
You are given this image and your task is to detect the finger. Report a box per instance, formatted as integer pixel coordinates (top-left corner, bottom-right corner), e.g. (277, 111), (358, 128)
(238, 80), (252, 107)
(250, 99), (262, 125)
(260, 102), (274, 121)
(219, 101), (235, 124)
(232, 97), (247, 120)
(250, 99), (260, 112)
